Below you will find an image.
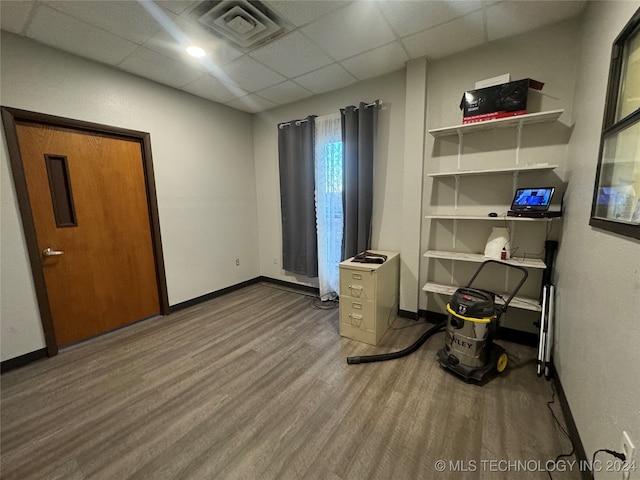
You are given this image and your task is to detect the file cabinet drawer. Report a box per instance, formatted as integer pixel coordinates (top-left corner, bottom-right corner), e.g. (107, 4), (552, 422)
(339, 298), (376, 345)
(340, 298), (375, 332)
(339, 269), (375, 300)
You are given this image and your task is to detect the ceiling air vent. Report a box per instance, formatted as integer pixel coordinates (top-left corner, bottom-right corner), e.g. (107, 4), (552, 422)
(189, 0), (288, 51)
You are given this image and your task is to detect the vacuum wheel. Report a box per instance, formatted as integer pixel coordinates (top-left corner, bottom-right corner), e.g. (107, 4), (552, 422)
(496, 352), (508, 373)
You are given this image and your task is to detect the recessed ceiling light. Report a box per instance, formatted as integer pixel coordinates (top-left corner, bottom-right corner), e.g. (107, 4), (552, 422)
(186, 45), (206, 58)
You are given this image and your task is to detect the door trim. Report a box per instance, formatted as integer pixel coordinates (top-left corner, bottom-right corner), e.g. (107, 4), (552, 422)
(1, 106), (170, 356)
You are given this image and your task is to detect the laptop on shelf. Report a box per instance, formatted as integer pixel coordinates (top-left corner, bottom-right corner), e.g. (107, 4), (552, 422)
(507, 187), (562, 218)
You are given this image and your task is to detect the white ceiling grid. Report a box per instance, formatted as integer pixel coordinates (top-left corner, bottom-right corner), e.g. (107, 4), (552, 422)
(0, 0), (587, 113)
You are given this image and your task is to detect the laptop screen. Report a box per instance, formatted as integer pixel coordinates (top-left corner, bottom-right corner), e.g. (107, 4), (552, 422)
(510, 187), (555, 212)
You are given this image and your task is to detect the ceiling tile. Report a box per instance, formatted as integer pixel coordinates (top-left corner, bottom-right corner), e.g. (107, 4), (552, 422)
(219, 55), (286, 92)
(26, 4), (139, 65)
(156, 0), (198, 15)
(256, 81), (314, 104)
(42, 0), (174, 45)
(293, 63), (357, 94)
(266, 0), (350, 27)
(181, 74), (248, 104)
(301, 2), (396, 61)
(378, 0), (481, 37)
(249, 31), (334, 78)
(118, 46), (205, 88)
(144, 17), (243, 71)
(341, 41), (408, 81)
(226, 94), (279, 113)
(403, 10), (485, 60)
(0, 0), (35, 34)
(486, 1), (587, 42)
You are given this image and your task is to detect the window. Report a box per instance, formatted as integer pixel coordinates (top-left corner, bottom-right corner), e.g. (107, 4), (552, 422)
(590, 8), (640, 239)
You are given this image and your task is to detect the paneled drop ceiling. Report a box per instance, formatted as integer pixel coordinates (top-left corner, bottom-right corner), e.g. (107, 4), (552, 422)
(1, 0), (587, 113)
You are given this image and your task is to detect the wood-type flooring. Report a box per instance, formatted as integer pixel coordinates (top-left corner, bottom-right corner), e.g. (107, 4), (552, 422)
(1, 283), (580, 480)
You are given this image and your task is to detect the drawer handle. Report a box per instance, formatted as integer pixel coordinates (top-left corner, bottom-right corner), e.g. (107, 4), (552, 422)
(349, 313), (363, 326)
(349, 285), (363, 297)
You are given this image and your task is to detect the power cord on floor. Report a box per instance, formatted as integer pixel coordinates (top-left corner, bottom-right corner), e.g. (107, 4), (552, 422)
(546, 382), (575, 480)
(545, 384), (628, 480)
(591, 449), (627, 479)
(592, 449), (627, 463)
(260, 282), (339, 310)
(310, 297), (339, 310)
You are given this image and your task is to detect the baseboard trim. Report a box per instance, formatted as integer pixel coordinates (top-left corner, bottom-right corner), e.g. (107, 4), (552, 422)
(495, 327), (539, 347)
(552, 372), (592, 480)
(1, 348), (48, 374)
(258, 276), (320, 295)
(170, 277), (262, 312)
(419, 309), (448, 324)
(170, 276), (322, 313)
(398, 309), (419, 320)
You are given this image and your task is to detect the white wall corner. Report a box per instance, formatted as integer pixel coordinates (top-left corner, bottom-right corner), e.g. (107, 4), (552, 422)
(400, 58), (428, 314)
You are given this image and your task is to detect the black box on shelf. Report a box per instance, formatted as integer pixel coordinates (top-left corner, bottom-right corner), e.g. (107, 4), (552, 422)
(459, 78), (544, 124)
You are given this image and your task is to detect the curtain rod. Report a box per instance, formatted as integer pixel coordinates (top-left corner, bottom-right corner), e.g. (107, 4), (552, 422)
(278, 118), (309, 129)
(278, 100), (380, 129)
(340, 99), (381, 113)
(357, 100), (381, 110)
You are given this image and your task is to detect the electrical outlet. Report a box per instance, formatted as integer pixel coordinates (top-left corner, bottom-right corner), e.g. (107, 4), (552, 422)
(235, 258), (240, 266)
(622, 431), (635, 480)
(273, 257), (278, 264)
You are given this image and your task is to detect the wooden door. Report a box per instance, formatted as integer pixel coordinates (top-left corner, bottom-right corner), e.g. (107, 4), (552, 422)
(15, 122), (161, 347)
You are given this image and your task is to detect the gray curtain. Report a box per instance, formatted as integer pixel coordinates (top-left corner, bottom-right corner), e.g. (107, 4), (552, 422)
(341, 101), (379, 260)
(278, 116), (318, 277)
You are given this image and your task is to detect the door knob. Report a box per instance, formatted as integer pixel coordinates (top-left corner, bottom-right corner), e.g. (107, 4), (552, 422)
(42, 247), (64, 257)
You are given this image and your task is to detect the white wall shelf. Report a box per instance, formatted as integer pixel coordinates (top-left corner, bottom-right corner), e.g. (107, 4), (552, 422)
(427, 109), (564, 137)
(423, 250), (546, 269)
(423, 108), (566, 319)
(427, 164), (559, 178)
(425, 214), (554, 222)
(422, 282), (542, 312)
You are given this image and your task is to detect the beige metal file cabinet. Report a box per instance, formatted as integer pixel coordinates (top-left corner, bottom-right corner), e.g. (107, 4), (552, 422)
(339, 250), (399, 346)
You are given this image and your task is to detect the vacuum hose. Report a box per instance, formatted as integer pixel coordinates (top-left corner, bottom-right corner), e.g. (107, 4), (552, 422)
(347, 320), (446, 365)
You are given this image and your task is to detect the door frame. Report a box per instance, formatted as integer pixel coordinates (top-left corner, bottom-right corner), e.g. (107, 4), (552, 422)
(1, 106), (170, 356)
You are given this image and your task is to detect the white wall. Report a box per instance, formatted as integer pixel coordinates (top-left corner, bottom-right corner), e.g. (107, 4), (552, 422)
(556, 1), (640, 466)
(252, 70), (408, 289)
(420, 19), (581, 333)
(400, 58), (428, 314)
(1, 32), (259, 361)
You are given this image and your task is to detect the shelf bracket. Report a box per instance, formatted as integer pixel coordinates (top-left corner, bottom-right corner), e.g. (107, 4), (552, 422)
(504, 269), (510, 298)
(515, 121), (524, 166)
(512, 170), (520, 193)
(454, 175), (460, 211)
(452, 219), (457, 249)
(507, 221), (516, 264)
(451, 259), (455, 286)
(456, 129), (463, 170)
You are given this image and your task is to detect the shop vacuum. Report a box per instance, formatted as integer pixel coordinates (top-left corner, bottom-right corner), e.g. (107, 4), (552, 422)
(347, 260), (528, 384)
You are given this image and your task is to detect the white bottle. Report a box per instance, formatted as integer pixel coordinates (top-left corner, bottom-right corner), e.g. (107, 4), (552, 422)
(484, 227), (511, 259)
